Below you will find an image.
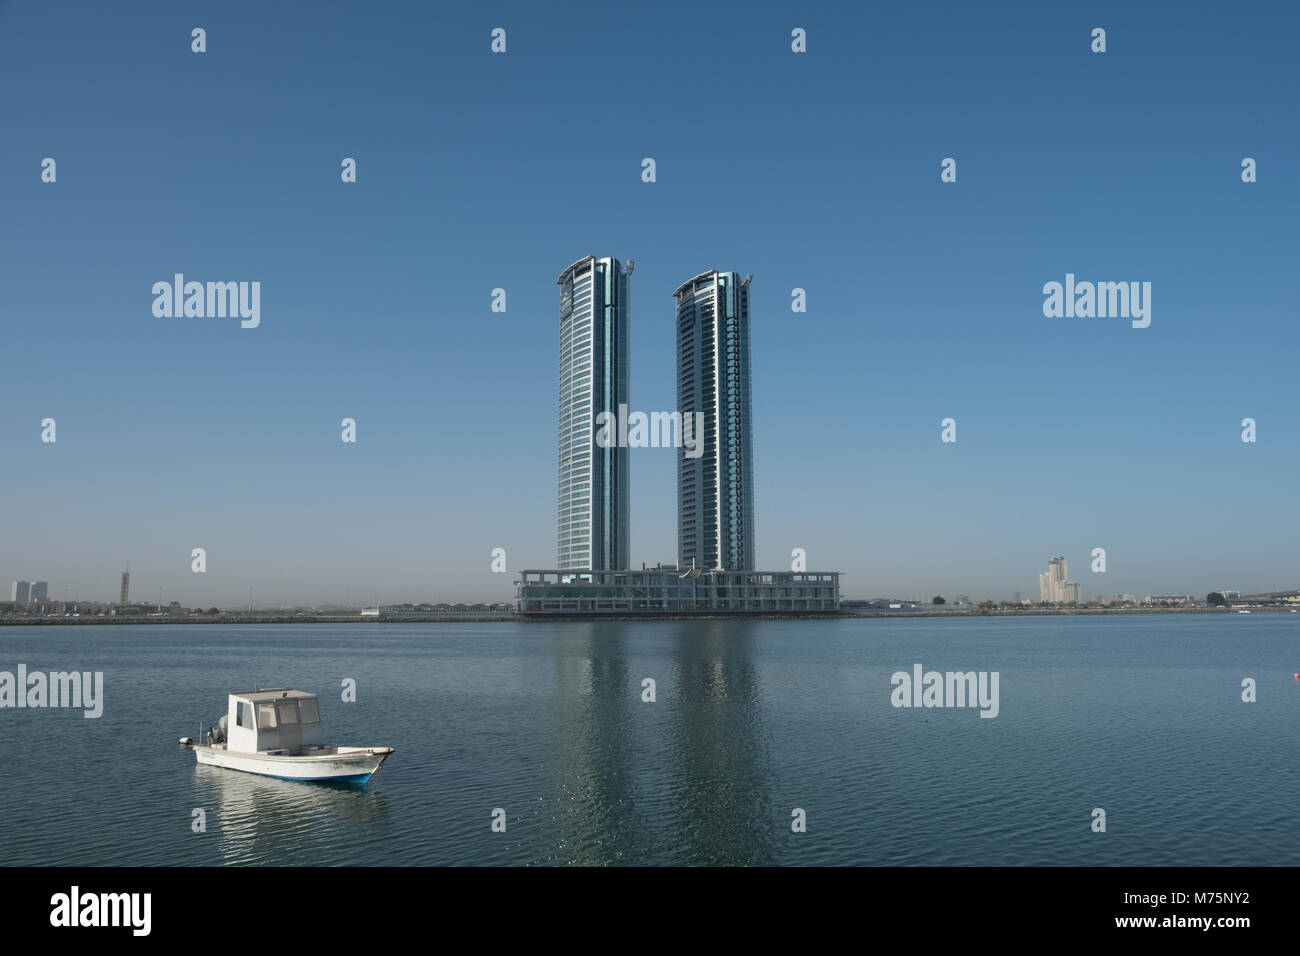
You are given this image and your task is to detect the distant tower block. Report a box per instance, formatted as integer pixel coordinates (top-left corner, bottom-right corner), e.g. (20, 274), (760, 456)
(1038, 556), (1081, 603)
(120, 569), (130, 605)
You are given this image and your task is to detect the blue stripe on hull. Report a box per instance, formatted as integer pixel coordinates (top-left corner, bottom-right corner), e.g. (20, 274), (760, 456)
(263, 770), (375, 785)
(201, 763), (376, 785)
(328, 772), (374, 784)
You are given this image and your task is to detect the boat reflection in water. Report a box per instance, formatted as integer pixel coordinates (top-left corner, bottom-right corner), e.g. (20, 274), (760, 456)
(194, 763), (391, 866)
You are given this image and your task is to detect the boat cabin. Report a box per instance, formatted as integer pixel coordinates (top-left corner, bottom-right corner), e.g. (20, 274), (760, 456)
(225, 689), (323, 756)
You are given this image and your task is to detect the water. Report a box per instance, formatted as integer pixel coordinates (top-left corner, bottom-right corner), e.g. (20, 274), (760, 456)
(1, 614), (1297, 866)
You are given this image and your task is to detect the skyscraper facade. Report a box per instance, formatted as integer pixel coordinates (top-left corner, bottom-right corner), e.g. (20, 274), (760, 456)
(10, 581), (30, 607)
(556, 255), (632, 572)
(29, 581), (48, 603)
(1039, 556), (1082, 603)
(674, 270), (755, 571)
(120, 569), (130, 605)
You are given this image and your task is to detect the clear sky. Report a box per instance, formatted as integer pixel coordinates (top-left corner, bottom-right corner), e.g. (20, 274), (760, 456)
(2, 0), (1296, 606)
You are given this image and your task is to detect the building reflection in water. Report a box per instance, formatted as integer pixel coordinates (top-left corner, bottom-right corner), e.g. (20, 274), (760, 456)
(542, 619), (774, 865)
(665, 619), (775, 865)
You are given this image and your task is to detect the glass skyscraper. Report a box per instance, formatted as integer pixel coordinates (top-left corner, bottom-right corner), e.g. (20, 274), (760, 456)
(675, 270), (755, 571)
(557, 255), (632, 571)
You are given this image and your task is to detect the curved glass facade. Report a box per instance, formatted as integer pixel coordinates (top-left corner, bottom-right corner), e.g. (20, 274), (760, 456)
(557, 256), (630, 571)
(675, 270), (755, 572)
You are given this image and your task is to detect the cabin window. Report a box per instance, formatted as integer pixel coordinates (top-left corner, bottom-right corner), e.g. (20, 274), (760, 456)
(236, 701), (252, 728)
(298, 698), (320, 724)
(277, 702), (299, 724)
(256, 702), (277, 729)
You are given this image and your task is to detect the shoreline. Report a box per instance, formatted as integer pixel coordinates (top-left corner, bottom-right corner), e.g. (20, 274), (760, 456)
(0, 606), (1293, 626)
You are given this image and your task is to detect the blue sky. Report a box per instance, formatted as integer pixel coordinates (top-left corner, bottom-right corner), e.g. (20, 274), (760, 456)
(1, 0), (1296, 606)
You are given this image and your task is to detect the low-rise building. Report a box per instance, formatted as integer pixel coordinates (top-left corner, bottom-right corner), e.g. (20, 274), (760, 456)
(516, 566), (840, 616)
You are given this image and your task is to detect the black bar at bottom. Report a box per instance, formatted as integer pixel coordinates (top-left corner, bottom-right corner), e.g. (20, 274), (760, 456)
(4, 866), (1272, 942)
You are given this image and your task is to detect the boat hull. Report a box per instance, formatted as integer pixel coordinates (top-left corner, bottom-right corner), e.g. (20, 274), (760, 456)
(194, 746), (393, 784)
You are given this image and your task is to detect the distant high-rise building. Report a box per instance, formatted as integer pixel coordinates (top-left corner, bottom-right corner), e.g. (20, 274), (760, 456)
(120, 569), (130, 605)
(675, 270), (755, 571)
(10, 581), (30, 608)
(556, 255), (632, 572)
(1039, 557), (1082, 603)
(29, 581), (48, 603)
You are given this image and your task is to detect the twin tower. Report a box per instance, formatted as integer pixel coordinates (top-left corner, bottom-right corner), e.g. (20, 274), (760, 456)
(556, 255), (755, 573)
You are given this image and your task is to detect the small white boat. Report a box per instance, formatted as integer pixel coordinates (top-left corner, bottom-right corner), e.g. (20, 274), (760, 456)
(181, 689), (393, 784)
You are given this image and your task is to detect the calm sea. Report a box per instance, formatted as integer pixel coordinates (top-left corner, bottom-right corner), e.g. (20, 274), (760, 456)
(1, 614), (1297, 866)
